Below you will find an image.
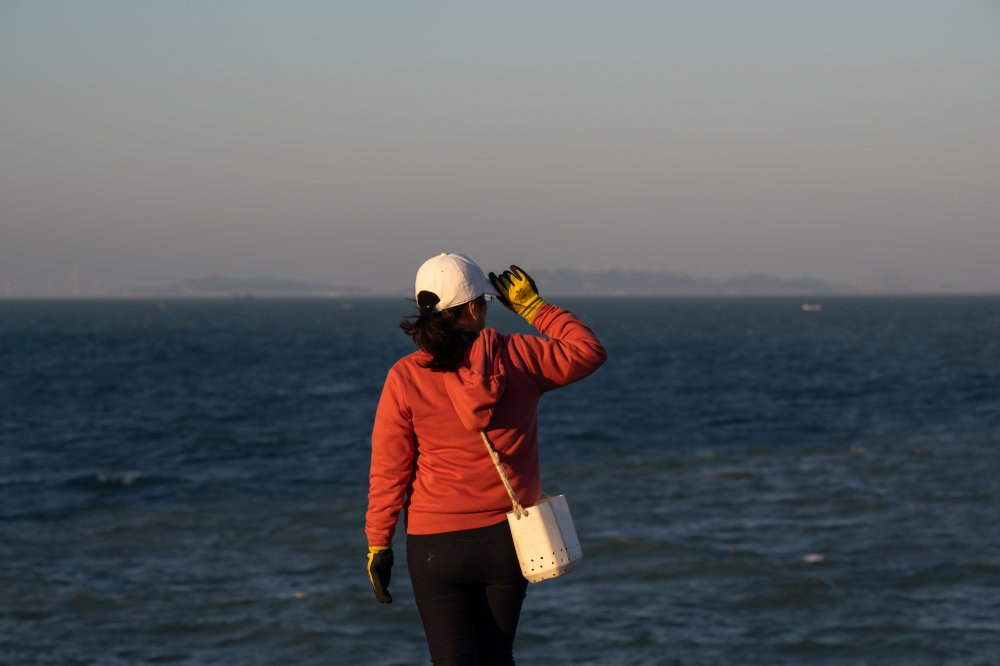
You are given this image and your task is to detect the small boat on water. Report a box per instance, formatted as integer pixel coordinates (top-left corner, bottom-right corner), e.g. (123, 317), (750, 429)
(801, 303), (822, 312)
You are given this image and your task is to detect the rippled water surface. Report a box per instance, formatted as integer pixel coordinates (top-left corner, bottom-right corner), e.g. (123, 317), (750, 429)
(2, 297), (999, 665)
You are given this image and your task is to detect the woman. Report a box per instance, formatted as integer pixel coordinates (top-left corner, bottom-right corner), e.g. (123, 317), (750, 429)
(365, 253), (607, 665)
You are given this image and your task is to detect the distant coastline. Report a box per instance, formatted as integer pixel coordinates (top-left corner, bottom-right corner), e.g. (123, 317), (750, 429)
(116, 275), (373, 299)
(66, 270), (984, 299)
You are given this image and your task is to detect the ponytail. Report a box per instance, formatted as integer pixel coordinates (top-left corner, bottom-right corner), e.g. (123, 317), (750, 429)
(400, 291), (483, 371)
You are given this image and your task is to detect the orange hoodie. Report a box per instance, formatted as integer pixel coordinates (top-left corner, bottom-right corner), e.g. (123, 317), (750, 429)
(365, 304), (607, 547)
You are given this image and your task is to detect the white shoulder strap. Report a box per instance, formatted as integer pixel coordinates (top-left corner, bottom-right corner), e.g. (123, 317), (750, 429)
(479, 431), (527, 519)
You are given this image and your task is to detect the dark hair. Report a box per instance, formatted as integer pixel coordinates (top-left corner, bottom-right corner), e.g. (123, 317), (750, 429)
(400, 291), (485, 371)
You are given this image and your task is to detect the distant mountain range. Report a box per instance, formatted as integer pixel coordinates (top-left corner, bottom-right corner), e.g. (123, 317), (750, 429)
(532, 269), (850, 296)
(119, 270), (973, 298)
(531, 269), (969, 296)
(119, 275), (372, 298)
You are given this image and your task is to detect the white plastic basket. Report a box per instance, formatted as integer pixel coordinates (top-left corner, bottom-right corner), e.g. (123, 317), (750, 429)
(506, 494), (583, 583)
(480, 431), (584, 584)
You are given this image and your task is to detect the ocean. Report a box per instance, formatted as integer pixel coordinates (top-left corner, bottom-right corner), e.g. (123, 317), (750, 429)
(2, 296), (998, 665)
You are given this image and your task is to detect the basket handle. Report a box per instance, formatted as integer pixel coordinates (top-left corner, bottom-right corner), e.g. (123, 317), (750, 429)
(479, 431), (528, 519)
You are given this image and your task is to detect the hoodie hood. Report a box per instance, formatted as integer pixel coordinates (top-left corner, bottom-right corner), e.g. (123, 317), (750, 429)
(442, 328), (507, 431)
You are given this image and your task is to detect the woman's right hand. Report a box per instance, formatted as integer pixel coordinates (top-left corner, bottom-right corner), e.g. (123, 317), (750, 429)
(489, 265), (547, 324)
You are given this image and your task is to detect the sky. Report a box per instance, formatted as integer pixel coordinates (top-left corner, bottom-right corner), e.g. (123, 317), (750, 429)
(1, 1), (999, 296)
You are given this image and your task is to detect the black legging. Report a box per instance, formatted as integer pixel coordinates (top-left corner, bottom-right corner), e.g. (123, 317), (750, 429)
(407, 520), (528, 665)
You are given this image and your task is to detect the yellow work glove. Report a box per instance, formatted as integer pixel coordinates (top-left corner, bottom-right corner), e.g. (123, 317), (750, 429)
(367, 546), (393, 604)
(489, 265), (547, 324)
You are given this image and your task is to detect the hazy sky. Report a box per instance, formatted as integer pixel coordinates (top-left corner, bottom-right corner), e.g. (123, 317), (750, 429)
(2, 1), (999, 295)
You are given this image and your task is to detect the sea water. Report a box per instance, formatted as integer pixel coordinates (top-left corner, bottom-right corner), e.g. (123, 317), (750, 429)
(2, 297), (998, 665)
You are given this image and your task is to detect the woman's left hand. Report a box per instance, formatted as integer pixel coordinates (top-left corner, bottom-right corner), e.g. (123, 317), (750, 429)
(367, 546), (394, 604)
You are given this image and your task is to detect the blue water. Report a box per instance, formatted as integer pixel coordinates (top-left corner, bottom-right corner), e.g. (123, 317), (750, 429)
(2, 297), (999, 665)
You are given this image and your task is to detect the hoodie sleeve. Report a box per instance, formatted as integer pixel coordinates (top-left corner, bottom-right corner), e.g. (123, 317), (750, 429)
(510, 303), (608, 393)
(365, 368), (416, 548)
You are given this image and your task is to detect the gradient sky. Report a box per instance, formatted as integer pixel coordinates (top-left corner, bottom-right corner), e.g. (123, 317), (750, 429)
(2, 1), (999, 296)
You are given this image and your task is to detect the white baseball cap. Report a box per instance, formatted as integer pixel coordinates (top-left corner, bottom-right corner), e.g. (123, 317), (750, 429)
(414, 253), (497, 311)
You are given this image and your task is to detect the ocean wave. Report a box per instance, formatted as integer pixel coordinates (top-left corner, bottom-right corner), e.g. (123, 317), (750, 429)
(303, 382), (359, 397)
(62, 471), (172, 490)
